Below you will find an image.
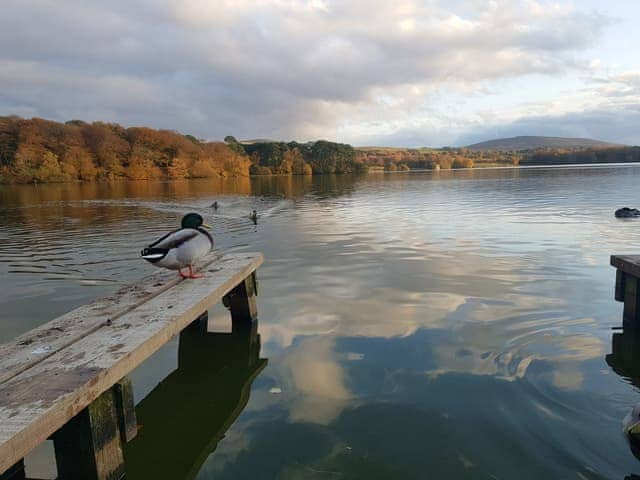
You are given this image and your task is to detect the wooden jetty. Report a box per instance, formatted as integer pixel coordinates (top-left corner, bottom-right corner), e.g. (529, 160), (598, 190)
(0, 252), (263, 480)
(612, 255), (640, 327)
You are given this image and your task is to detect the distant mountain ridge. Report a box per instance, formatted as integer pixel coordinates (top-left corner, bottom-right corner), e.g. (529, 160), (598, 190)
(466, 136), (622, 151)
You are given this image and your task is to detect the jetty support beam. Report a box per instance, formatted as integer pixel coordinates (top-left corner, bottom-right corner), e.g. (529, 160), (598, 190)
(52, 388), (125, 480)
(223, 273), (258, 330)
(114, 378), (137, 444)
(611, 255), (640, 328)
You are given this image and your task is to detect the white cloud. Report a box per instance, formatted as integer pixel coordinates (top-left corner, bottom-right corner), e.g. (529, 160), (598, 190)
(0, 0), (624, 143)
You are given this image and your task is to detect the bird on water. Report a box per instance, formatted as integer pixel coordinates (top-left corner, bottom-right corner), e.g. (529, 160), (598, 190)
(249, 209), (258, 224)
(141, 213), (213, 279)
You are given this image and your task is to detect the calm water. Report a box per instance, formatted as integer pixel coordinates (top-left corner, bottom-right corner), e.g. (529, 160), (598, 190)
(2, 167), (640, 479)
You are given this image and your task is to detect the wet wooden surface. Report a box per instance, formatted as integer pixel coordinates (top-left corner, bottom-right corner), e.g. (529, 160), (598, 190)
(0, 252), (263, 474)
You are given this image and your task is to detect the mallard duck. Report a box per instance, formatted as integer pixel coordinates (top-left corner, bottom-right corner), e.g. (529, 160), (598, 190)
(249, 209), (258, 224)
(141, 213), (213, 279)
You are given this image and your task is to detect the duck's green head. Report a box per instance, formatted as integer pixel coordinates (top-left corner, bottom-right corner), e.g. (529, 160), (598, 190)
(181, 213), (211, 229)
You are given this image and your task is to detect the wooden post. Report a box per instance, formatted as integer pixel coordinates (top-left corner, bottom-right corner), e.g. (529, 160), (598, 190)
(223, 274), (258, 330)
(0, 461), (25, 480)
(616, 270), (627, 302)
(611, 257), (640, 328)
(52, 388), (125, 480)
(185, 311), (210, 334)
(624, 275), (640, 328)
(114, 378), (137, 444)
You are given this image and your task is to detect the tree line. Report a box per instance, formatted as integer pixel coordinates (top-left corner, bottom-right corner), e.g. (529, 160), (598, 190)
(0, 116), (250, 183)
(356, 145), (640, 170)
(2, 116), (637, 184)
(520, 147), (640, 165)
(0, 116), (366, 183)
(355, 147), (520, 170)
(224, 136), (366, 175)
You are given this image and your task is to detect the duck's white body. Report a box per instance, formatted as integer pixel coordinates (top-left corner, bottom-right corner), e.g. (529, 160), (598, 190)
(142, 227), (213, 270)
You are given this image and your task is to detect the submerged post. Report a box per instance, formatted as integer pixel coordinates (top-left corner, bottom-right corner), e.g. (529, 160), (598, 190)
(52, 388), (126, 480)
(611, 255), (640, 328)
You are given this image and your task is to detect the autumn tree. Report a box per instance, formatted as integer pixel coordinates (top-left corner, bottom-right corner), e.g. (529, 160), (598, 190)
(167, 157), (190, 179)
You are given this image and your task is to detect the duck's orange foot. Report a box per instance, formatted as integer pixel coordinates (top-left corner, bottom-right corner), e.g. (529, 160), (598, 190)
(179, 265), (204, 279)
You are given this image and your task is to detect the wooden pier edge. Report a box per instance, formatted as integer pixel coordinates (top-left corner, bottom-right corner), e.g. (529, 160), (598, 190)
(0, 252), (264, 477)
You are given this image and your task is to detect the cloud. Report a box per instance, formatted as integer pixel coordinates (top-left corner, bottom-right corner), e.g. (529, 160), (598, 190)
(0, 0), (612, 142)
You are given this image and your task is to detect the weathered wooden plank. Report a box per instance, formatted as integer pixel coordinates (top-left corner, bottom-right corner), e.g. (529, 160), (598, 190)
(0, 252), (263, 474)
(611, 255), (640, 278)
(0, 253), (222, 385)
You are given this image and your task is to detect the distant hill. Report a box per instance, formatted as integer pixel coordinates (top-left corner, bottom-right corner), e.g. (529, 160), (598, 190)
(466, 136), (622, 151)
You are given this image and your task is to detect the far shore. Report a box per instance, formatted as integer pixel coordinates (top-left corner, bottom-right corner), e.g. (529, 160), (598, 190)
(5, 161), (640, 186)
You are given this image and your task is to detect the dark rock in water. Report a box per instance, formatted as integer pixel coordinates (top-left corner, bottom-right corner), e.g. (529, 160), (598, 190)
(615, 207), (640, 218)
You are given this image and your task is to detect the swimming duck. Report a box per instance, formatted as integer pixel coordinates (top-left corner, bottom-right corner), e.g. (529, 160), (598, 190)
(211, 201), (218, 210)
(615, 207), (640, 218)
(249, 210), (258, 224)
(141, 213), (213, 279)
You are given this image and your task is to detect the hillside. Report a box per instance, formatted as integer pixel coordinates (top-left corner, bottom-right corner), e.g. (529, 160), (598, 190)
(466, 136), (621, 151)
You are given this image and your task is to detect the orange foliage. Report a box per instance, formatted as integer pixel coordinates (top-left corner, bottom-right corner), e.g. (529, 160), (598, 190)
(0, 116), (250, 183)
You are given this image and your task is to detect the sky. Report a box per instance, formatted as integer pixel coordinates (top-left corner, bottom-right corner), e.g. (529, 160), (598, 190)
(1, 0), (639, 147)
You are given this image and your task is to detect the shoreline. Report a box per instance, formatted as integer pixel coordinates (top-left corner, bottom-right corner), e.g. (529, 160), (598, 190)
(3, 161), (640, 186)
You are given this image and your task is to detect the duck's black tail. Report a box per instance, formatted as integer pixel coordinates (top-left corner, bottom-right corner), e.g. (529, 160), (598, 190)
(141, 247), (168, 263)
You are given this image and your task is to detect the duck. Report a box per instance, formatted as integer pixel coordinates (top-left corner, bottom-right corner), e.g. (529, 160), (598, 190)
(211, 201), (218, 210)
(141, 213), (213, 279)
(615, 207), (640, 218)
(249, 209), (258, 224)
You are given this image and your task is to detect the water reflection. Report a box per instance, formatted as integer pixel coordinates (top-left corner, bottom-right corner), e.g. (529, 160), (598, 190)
(607, 325), (640, 472)
(4, 167), (640, 478)
(123, 321), (267, 480)
(607, 328), (640, 389)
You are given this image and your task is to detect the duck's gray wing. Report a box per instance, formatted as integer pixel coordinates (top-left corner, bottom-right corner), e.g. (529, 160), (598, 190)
(149, 229), (199, 250)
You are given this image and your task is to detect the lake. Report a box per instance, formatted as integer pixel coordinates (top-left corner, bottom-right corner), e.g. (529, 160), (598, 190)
(2, 166), (640, 479)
